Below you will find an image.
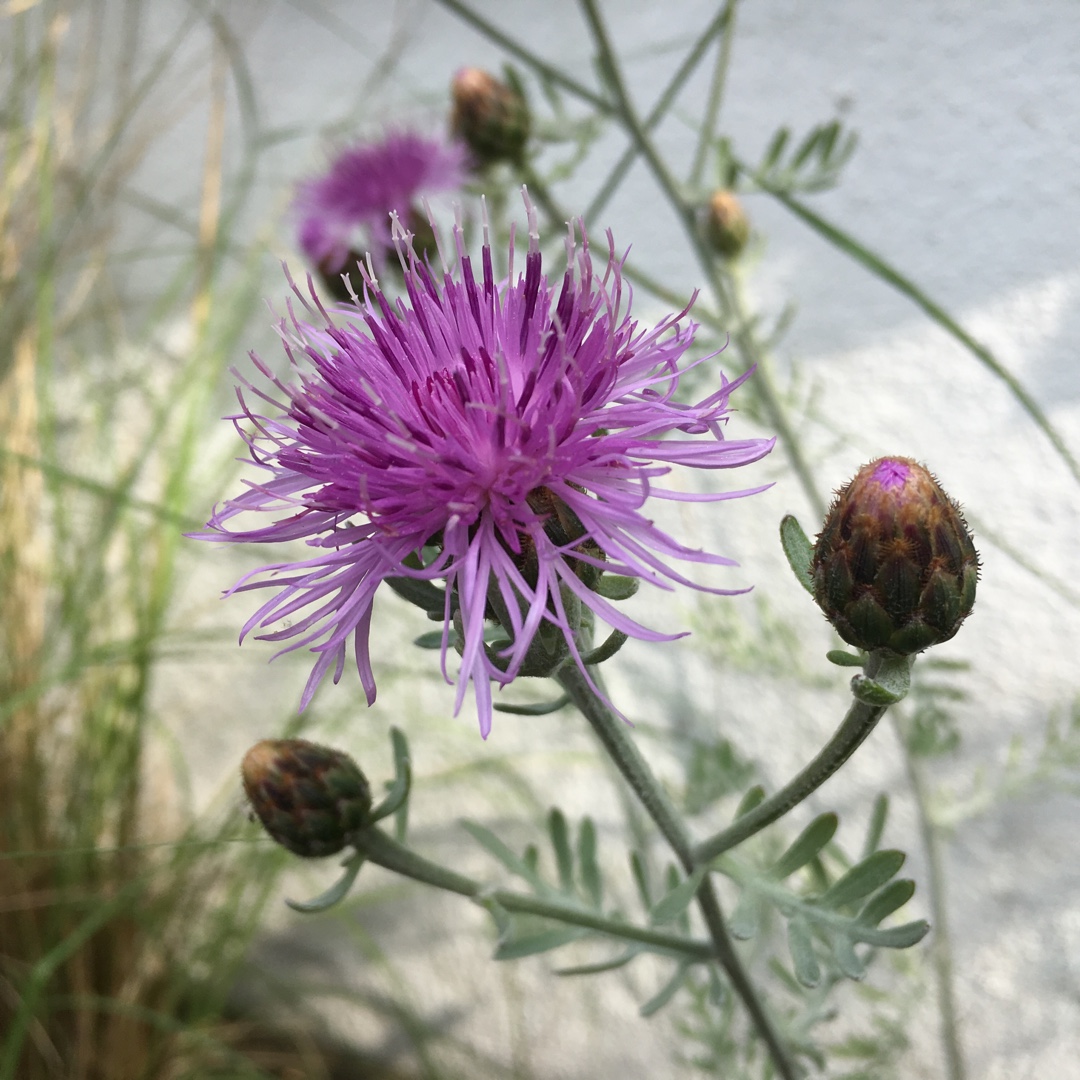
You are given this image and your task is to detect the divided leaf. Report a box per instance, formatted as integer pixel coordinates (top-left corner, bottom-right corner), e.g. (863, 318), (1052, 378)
(650, 866), (706, 926)
(494, 925), (589, 961)
(786, 914), (821, 988)
(577, 817), (603, 908)
(548, 808), (575, 893)
(460, 820), (549, 894)
(772, 813), (838, 879)
(639, 961), (692, 1017)
(819, 850), (905, 909)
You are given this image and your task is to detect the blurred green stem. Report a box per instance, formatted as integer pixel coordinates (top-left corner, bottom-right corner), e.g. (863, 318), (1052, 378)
(756, 181), (1080, 489)
(578, 0), (826, 518)
(898, 726), (968, 1080)
(557, 663), (799, 1080)
(584, 1), (734, 225)
(688, 0), (738, 187)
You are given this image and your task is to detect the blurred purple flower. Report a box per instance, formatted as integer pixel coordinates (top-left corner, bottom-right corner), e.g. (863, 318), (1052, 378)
(293, 131), (468, 275)
(196, 197), (774, 737)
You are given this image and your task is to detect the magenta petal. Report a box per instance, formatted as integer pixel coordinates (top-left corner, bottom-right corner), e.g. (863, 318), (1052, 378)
(192, 194), (773, 735)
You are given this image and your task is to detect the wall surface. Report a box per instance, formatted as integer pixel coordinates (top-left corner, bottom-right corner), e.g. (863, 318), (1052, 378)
(139, 2), (1080, 1077)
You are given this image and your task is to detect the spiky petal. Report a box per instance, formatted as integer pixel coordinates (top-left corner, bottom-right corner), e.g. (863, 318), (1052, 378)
(196, 195), (775, 737)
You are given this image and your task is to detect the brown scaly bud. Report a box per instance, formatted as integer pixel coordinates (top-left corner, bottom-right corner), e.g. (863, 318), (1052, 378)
(704, 190), (750, 258)
(450, 67), (531, 167)
(811, 457), (979, 655)
(241, 739), (372, 858)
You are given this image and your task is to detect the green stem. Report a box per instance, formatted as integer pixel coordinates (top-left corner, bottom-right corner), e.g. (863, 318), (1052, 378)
(557, 663), (800, 1080)
(434, 0), (610, 114)
(898, 728), (968, 1080)
(725, 263), (828, 518)
(688, 0), (738, 188)
(584, 2), (733, 226)
(759, 182), (1080, 489)
(578, 0), (825, 518)
(695, 653), (891, 864)
(352, 825), (713, 959)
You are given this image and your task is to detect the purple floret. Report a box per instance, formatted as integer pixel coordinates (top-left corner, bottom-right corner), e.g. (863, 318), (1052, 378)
(292, 131), (468, 274)
(196, 194), (774, 737)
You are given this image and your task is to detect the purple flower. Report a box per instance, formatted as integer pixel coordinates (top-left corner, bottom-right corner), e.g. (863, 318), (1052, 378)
(197, 197), (774, 737)
(293, 131), (468, 276)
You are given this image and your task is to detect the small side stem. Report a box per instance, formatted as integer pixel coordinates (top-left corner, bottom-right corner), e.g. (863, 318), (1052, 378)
(695, 653), (891, 864)
(557, 663), (800, 1080)
(352, 825), (714, 959)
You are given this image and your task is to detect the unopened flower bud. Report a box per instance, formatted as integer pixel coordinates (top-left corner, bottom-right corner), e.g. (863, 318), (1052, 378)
(704, 190), (750, 258)
(241, 739), (372, 858)
(811, 457), (978, 655)
(450, 67), (531, 167)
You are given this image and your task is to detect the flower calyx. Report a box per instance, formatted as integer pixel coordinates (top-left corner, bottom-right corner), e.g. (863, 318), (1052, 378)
(242, 739), (373, 858)
(450, 67), (531, 168)
(811, 457), (979, 655)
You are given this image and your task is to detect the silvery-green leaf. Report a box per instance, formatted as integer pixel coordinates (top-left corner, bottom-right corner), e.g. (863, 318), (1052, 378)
(833, 934), (866, 980)
(852, 653), (912, 705)
(826, 649), (864, 667)
(649, 866), (706, 926)
(285, 853), (364, 914)
(858, 878), (915, 926)
(556, 947), (641, 977)
(548, 808), (575, 893)
(630, 850), (653, 911)
(861, 794), (889, 858)
(728, 889), (761, 940)
(494, 925), (589, 961)
(639, 962), (691, 1017)
(494, 695), (570, 716)
(461, 820), (548, 893)
(786, 915), (821, 987)
(577, 817), (602, 908)
(772, 813), (838, 879)
(780, 514), (815, 595)
(820, 849), (905, 909)
(734, 785), (766, 818)
(370, 728), (411, 825)
(852, 918), (929, 949)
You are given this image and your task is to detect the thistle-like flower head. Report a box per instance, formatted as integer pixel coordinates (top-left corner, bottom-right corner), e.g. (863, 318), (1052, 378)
(241, 739), (372, 858)
(450, 67), (531, 167)
(812, 456), (979, 654)
(197, 195), (774, 736)
(292, 131), (468, 276)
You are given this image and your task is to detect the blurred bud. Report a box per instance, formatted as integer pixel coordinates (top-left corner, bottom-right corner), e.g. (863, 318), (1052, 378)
(450, 67), (531, 167)
(811, 457), (979, 655)
(704, 190), (750, 258)
(242, 739), (372, 858)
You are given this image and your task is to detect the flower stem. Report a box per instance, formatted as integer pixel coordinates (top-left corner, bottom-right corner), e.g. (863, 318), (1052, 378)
(556, 663), (800, 1080)
(694, 652), (892, 864)
(897, 729), (968, 1080)
(576, 0), (826, 519)
(688, 0), (739, 188)
(584, 1), (734, 225)
(351, 824), (715, 959)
